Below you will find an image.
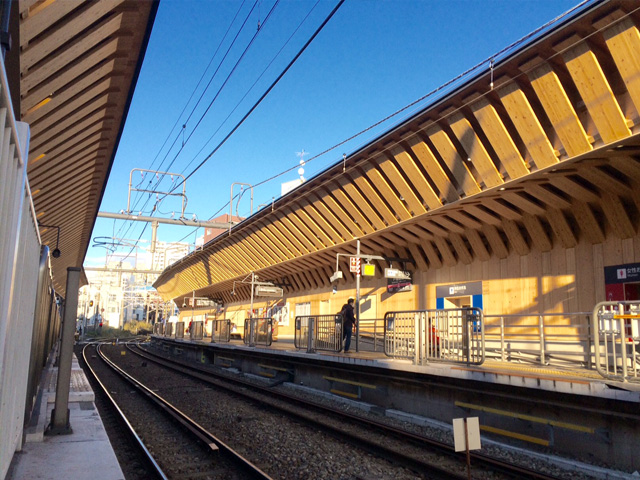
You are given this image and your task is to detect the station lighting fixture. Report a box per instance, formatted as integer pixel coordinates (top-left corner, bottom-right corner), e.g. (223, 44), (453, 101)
(38, 223), (61, 258)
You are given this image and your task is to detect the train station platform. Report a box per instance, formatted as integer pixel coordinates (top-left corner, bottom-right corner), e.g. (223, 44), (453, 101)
(182, 335), (640, 403)
(6, 353), (123, 480)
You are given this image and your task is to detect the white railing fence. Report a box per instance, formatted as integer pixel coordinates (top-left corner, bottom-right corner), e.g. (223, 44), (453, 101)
(0, 56), (39, 479)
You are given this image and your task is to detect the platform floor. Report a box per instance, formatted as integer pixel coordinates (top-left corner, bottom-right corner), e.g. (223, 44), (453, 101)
(7, 354), (124, 480)
(186, 334), (640, 402)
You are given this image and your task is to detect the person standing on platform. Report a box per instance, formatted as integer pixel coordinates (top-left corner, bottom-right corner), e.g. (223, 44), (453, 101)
(341, 298), (356, 352)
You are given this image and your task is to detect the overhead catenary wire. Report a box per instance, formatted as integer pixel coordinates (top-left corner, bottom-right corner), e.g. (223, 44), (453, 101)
(179, 0), (322, 176)
(164, 0), (346, 197)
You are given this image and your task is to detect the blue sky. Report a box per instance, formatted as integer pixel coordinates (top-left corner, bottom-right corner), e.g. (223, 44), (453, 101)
(86, 0), (585, 267)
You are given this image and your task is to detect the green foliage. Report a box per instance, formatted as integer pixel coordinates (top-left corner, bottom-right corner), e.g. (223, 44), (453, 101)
(123, 320), (153, 335)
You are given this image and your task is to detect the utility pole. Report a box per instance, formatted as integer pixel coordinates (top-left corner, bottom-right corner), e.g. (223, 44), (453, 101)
(355, 239), (360, 352)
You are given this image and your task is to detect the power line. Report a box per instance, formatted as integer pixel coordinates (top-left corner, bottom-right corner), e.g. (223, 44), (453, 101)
(166, 0), (345, 197)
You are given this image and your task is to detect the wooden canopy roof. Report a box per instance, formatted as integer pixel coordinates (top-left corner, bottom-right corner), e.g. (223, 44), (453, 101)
(17, 0), (158, 297)
(154, 0), (640, 307)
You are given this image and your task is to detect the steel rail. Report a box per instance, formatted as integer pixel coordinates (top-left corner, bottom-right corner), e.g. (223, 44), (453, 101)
(130, 342), (564, 480)
(95, 343), (274, 480)
(81, 343), (167, 480)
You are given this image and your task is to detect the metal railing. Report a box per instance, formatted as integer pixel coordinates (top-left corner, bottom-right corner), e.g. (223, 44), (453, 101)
(190, 321), (204, 341)
(175, 321), (185, 339)
(592, 302), (640, 383)
(243, 317), (273, 347)
(153, 323), (164, 336)
(294, 315), (343, 353)
(483, 312), (592, 368)
(384, 308), (484, 365)
(210, 319), (231, 343)
(164, 322), (175, 338)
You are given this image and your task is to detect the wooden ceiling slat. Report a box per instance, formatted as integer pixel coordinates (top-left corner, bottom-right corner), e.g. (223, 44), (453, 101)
(498, 82), (559, 169)
(30, 129), (105, 171)
(546, 208), (578, 248)
(21, 0), (86, 47)
(291, 205), (333, 248)
(465, 228), (491, 261)
(25, 62), (121, 124)
(30, 115), (111, 160)
(405, 134), (459, 204)
(527, 183), (573, 209)
(249, 227), (287, 263)
(521, 213), (553, 252)
(604, 18), (640, 118)
(528, 63), (592, 157)
(28, 80), (113, 132)
(391, 226), (424, 245)
(307, 192), (353, 240)
(429, 215), (465, 234)
(21, 0), (127, 70)
(482, 198), (522, 221)
(313, 189), (362, 238)
(501, 191), (546, 216)
(420, 240), (442, 269)
(261, 221), (301, 257)
(501, 219), (529, 255)
(579, 166), (632, 196)
(407, 242), (428, 270)
(427, 126), (481, 197)
(392, 144), (442, 210)
(600, 192), (636, 239)
(376, 153), (427, 217)
(449, 113), (503, 188)
(256, 223), (295, 259)
(548, 175), (602, 202)
(361, 160), (411, 221)
(325, 184), (374, 235)
(337, 176), (386, 230)
(29, 148), (104, 189)
(34, 184), (93, 215)
(563, 42), (631, 144)
(609, 156), (640, 180)
(462, 204), (502, 226)
(310, 268), (326, 289)
(223, 241), (259, 272)
(269, 220), (309, 256)
(420, 220), (450, 237)
(276, 213), (317, 252)
(287, 273), (303, 292)
(369, 235), (396, 249)
(404, 224), (434, 240)
(449, 232), (473, 265)
(22, 13), (125, 93)
(433, 236), (457, 267)
(350, 169), (399, 226)
(446, 209), (483, 230)
(280, 209), (324, 250)
(482, 224), (509, 259)
(296, 198), (343, 245)
(470, 98), (530, 180)
(29, 99), (112, 152)
(240, 234), (276, 267)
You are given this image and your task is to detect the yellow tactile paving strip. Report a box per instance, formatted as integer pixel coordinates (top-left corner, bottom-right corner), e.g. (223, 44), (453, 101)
(453, 361), (604, 381)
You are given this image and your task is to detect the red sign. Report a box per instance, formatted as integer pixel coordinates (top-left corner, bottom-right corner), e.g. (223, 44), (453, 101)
(349, 256), (360, 275)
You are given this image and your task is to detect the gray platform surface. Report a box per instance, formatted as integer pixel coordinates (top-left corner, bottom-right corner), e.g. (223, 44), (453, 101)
(7, 354), (124, 480)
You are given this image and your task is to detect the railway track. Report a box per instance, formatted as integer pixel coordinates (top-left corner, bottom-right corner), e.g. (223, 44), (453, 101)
(95, 341), (570, 480)
(82, 343), (273, 480)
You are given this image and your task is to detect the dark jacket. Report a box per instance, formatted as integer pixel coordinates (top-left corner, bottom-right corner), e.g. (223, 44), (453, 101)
(341, 303), (356, 327)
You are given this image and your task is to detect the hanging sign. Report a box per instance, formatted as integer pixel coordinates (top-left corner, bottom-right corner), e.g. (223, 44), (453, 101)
(349, 257), (361, 274)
